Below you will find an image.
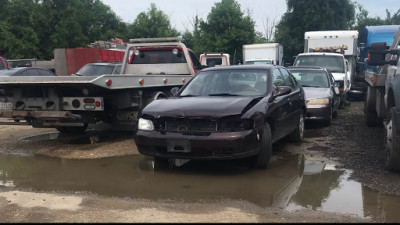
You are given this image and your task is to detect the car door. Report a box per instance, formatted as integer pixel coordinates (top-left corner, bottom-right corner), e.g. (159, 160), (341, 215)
(329, 73), (340, 111)
(280, 67), (303, 134)
(268, 68), (294, 142)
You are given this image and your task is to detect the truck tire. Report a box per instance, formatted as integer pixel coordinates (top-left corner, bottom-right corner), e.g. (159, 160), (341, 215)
(289, 111), (305, 142)
(385, 107), (400, 171)
(365, 86), (379, 126)
(250, 123), (272, 169)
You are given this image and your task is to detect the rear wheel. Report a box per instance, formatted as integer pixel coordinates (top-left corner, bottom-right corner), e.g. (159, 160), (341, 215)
(385, 107), (400, 171)
(289, 111), (305, 142)
(250, 123), (272, 169)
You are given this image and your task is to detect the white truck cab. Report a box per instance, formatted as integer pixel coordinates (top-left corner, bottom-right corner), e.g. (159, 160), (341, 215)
(199, 53), (230, 67)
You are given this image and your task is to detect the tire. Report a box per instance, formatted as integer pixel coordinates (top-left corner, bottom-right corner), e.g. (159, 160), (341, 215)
(385, 107), (400, 171)
(364, 86), (379, 126)
(289, 111), (305, 142)
(250, 123), (272, 169)
(56, 124), (88, 134)
(365, 110), (379, 127)
(332, 109), (338, 119)
(323, 118), (331, 126)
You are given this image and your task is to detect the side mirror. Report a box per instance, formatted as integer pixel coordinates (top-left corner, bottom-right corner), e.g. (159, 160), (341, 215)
(333, 82), (340, 95)
(368, 42), (388, 66)
(170, 87), (180, 96)
(269, 86), (292, 103)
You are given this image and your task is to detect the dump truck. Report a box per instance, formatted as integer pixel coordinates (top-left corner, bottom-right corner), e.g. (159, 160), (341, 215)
(365, 26), (400, 171)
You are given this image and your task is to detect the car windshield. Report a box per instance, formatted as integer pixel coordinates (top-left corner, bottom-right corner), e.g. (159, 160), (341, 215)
(76, 64), (116, 76)
(290, 70), (329, 88)
(180, 69), (268, 97)
(131, 49), (187, 64)
(244, 60), (272, 65)
(294, 55), (344, 73)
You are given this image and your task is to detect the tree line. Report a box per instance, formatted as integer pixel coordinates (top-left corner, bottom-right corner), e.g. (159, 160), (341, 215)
(0, 0), (399, 64)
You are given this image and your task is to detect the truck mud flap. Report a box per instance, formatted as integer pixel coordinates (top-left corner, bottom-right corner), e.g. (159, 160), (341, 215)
(0, 110), (81, 120)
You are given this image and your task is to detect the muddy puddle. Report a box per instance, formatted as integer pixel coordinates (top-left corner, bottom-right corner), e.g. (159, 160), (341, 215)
(0, 149), (399, 222)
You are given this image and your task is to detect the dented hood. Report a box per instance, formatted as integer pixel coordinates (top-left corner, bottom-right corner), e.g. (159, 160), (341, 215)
(143, 96), (259, 118)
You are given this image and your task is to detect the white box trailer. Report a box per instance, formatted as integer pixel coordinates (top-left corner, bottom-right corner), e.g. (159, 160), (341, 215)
(304, 30), (359, 55)
(304, 30), (364, 96)
(242, 43), (283, 66)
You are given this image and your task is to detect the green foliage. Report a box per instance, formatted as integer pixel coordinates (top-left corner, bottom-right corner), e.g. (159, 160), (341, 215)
(127, 3), (180, 39)
(275, 0), (355, 64)
(192, 0), (256, 64)
(0, 0), (126, 59)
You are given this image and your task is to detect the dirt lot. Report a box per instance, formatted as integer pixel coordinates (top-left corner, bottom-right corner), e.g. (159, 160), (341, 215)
(0, 100), (398, 222)
(317, 101), (400, 196)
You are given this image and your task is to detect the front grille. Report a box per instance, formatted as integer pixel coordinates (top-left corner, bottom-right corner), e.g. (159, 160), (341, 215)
(157, 118), (217, 134)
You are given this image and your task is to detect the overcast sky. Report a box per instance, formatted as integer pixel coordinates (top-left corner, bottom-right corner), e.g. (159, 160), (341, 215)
(100, 0), (399, 34)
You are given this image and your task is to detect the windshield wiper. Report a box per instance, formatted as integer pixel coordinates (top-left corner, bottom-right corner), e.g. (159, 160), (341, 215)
(301, 85), (318, 87)
(208, 93), (240, 96)
(180, 94), (200, 97)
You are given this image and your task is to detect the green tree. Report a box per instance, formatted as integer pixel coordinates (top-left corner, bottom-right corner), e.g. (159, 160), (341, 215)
(127, 3), (180, 39)
(0, 0), (40, 59)
(275, 0), (355, 64)
(0, 0), (126, 59)
(38, 0), (126, 59)
(193, 0), (256, 64)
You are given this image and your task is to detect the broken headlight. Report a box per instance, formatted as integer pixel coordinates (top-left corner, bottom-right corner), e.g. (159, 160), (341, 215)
(218, 116), (254, 132)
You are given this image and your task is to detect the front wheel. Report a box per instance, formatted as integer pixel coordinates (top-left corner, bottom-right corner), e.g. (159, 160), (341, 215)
(250, 123), (272, 169)
(385, 107), (400, 171)
(289, 111), (305, 142)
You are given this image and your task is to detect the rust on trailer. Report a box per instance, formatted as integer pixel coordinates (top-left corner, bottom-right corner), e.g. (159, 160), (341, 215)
(0, 110), (80, 119)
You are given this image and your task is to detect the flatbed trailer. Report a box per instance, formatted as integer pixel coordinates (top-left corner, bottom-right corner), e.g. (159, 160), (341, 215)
(0, 37), (202, 132)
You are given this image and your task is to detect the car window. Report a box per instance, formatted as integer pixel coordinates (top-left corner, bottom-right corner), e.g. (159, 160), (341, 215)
(280, 68), (297, 90)
(131, 49), (187, 64)
(76, 64), (115, 76)
(273, 69), (285, 86)
(189, 51), (202, 70)
(244, 60), (273, 65)
(20, 69), (35, 76)
(38, 69), (55, 76)
(329, 73), (335, 85)
(294, 55), (344, 73)
(113, 65), (122, 74)
(180, 69), (268, 97)
(206, 58), (222, 67)
(289, 70), (329, 88)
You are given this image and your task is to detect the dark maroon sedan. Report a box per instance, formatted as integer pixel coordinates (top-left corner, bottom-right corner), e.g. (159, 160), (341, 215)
(134, 65), (306, 168)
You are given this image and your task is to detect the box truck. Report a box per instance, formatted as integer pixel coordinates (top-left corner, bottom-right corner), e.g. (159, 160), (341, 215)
(242, 43), (283, 66)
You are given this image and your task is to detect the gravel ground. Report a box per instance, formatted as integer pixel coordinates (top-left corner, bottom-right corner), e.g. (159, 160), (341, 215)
(309, 100), (400, 196)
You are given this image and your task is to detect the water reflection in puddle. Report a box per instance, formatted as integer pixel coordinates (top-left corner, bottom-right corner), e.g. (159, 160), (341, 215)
(0, 152), (399, 222)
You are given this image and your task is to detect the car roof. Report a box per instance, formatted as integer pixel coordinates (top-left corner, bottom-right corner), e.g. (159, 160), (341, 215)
(287, 66), (327, 71)
(296, 52), (344, 57)
(0, 67), (54, 76)
(85, 63), (122, 66)
(202, 64), (279, 72)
